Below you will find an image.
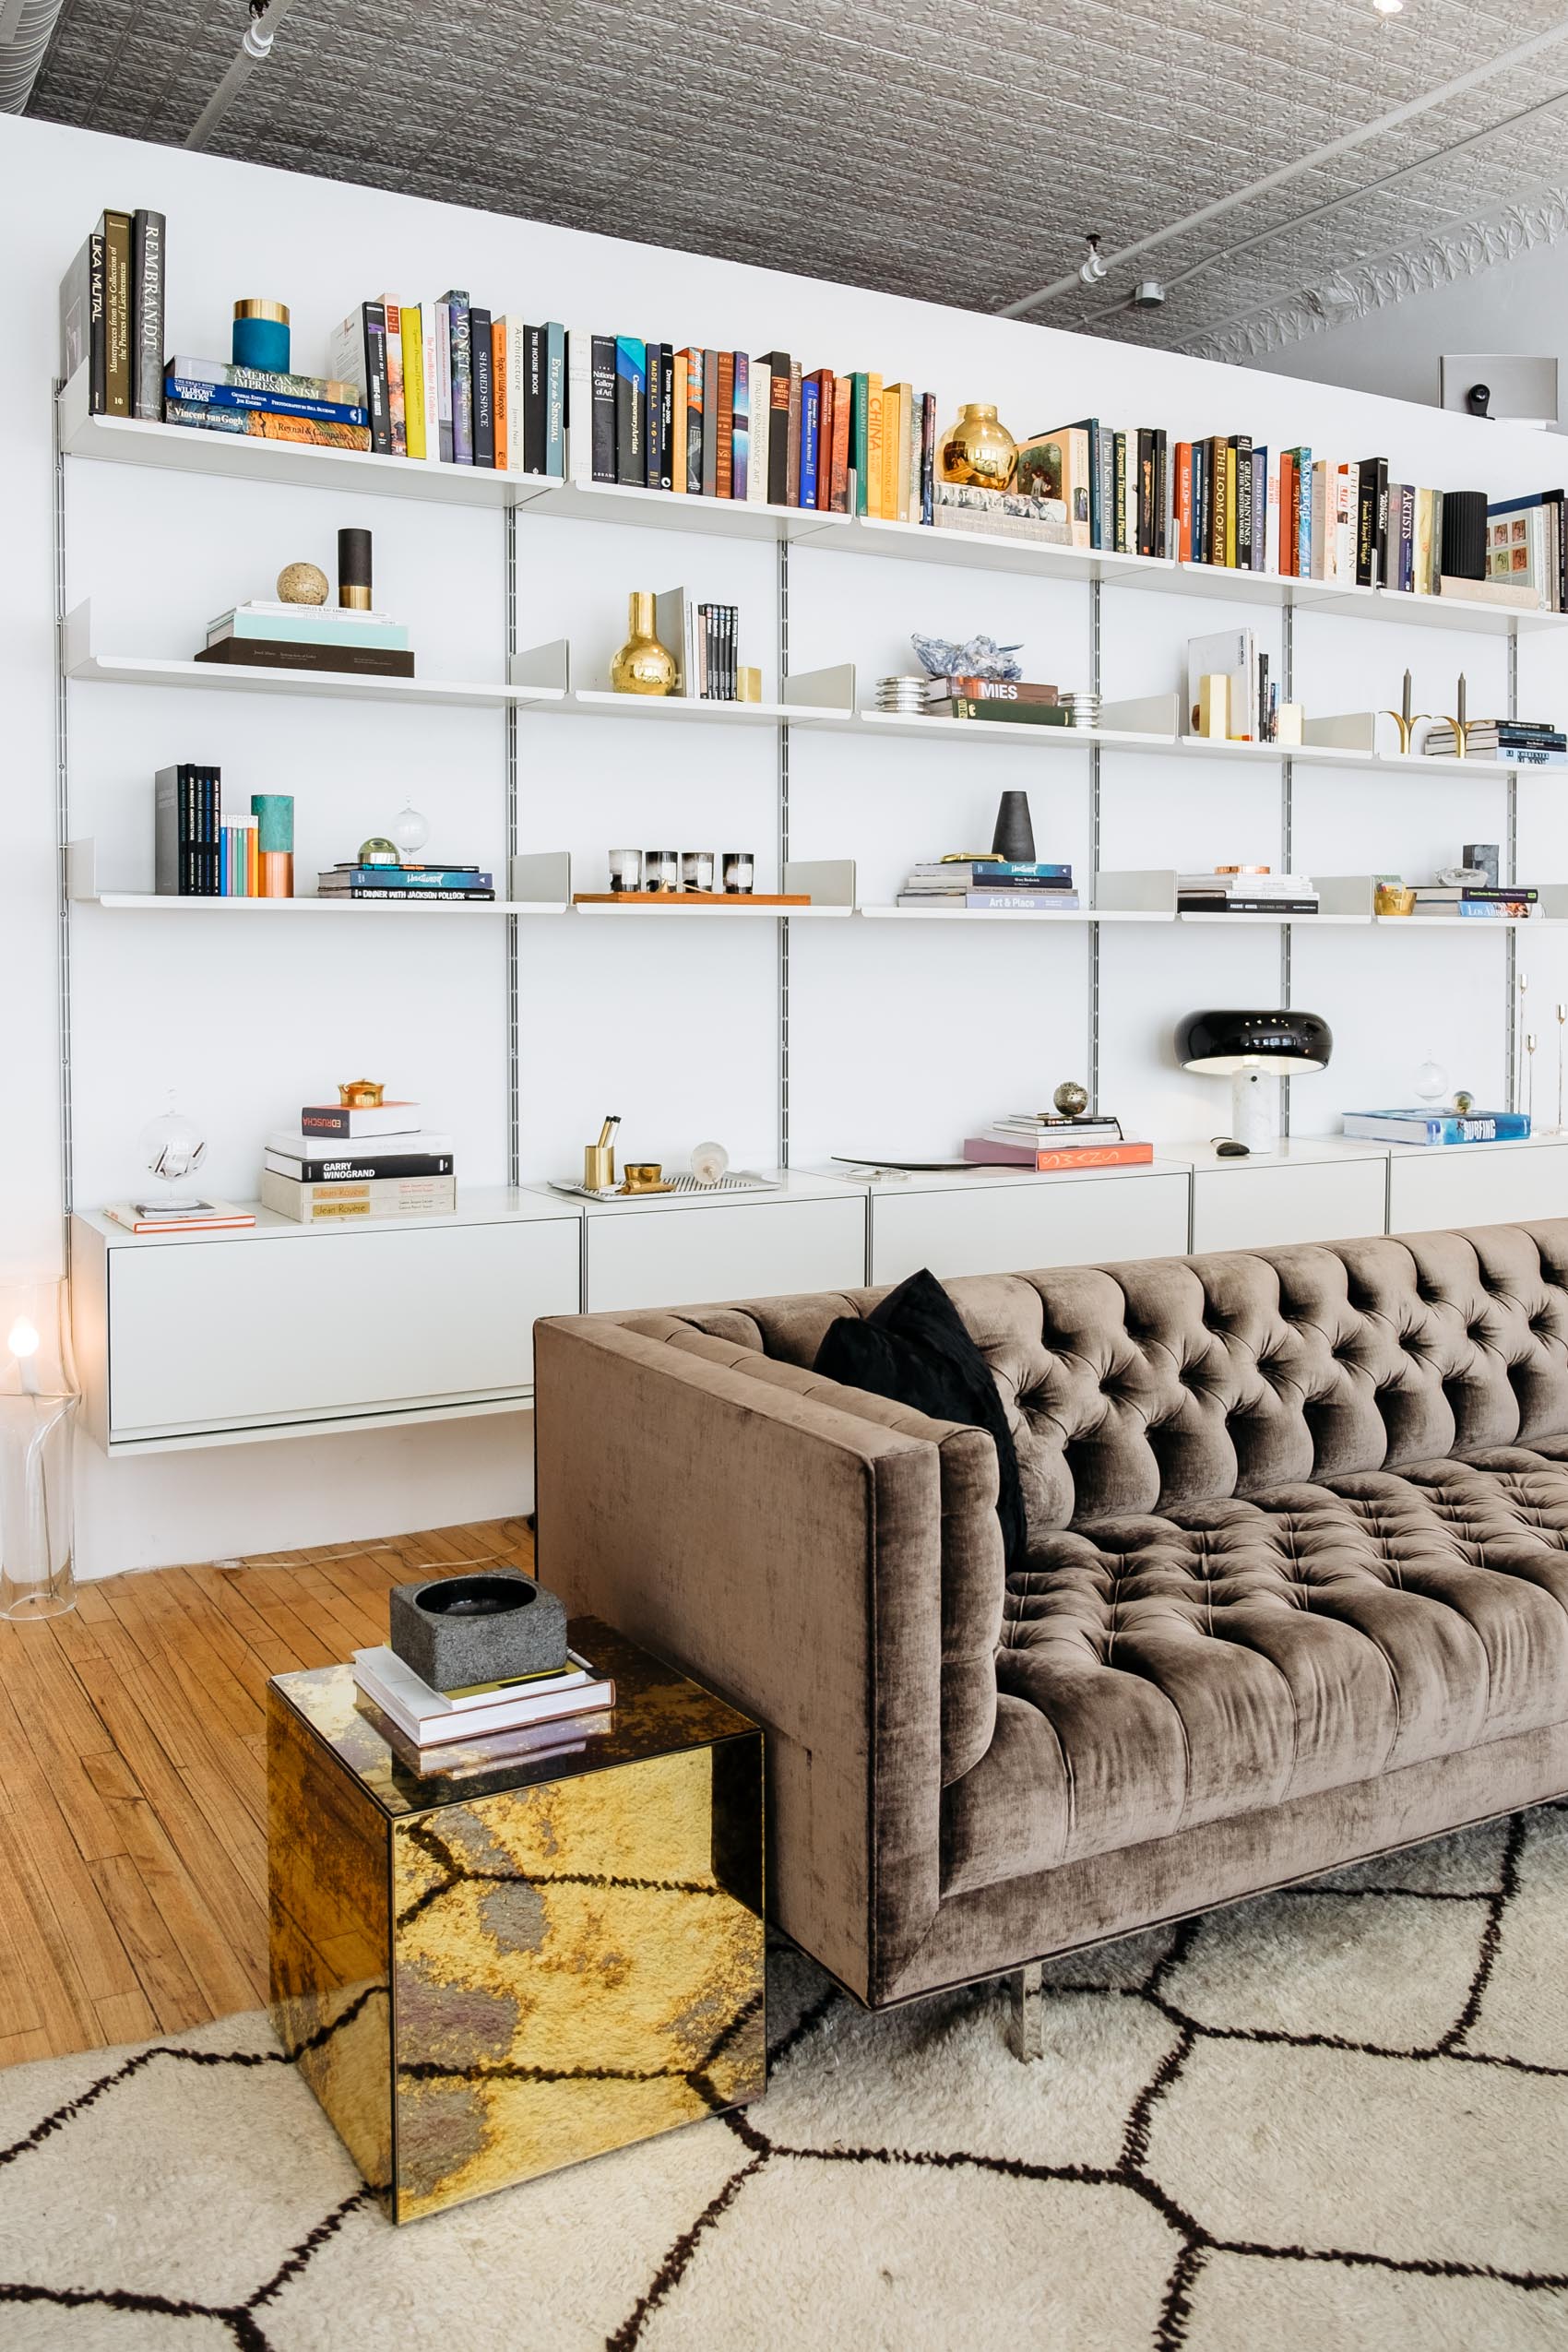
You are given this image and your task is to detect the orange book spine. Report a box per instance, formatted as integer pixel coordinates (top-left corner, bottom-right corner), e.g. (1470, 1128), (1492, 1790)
(1032, 1143), (1153, 1170)
(1175, 442), (1193, 561)
(492, 322), (507, 473)
(246, 827), (260, 897)
(882, 384), (906, 521)
(716, 350), (735, 496)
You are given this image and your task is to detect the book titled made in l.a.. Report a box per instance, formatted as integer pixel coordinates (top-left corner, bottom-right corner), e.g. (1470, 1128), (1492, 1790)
(1340, 1111), (1530, 1146)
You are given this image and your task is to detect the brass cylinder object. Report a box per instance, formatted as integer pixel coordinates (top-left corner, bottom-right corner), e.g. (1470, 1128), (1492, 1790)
(610, 593), (679, 695)
(938, 403), (1017, 491)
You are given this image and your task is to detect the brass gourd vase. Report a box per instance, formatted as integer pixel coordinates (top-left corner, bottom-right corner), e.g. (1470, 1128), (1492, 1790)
(939, 403), (1017, 492)
(610, 591), (679, 695)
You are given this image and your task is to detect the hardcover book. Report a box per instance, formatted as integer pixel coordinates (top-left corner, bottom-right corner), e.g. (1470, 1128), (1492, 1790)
(100, 208), (132, 417)
(131, 208), (165, 422)
(760, 352), (792, 508)
(163, 401), (372, 451)
(590, 334), (616, 481)
(469, 305), (495, 467)
(444, 291), (473, 464)
(381, 297), (407, 456)
(615, 337), (647, 487)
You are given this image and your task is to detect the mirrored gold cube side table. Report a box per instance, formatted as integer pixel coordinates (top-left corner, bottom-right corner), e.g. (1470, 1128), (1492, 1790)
(267, 1615), (765, 2222)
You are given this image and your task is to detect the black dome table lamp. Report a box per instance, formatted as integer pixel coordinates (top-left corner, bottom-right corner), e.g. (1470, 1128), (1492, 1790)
(1176, 1009), (1333, 1154)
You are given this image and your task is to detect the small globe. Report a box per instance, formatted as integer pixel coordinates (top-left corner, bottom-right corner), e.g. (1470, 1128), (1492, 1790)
(1455, 1089), (1475, 1114)
(359, 836), (400, 867)
(1052, 1080), (1089, 1118)
(137, 1099), (208, 1194)
(277, 561), (329, 605)
(392, 802), (430, 856)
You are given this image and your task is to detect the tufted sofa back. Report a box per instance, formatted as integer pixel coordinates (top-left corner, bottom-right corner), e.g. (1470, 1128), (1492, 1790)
(625, 1220), (1568, 1531)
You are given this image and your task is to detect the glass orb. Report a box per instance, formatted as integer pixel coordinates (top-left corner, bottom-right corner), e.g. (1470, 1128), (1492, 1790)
(137, 1097), (208, 1203)
(1413, 1057), (1449, 1105)
(392, 802), (430, 856)
(358, 836), (400, 868)
(691, 1140), (730, 1186)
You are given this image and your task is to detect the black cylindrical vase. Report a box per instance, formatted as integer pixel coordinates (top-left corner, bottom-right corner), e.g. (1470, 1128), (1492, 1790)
(992, 790), (1035, 863)
(339, 526), (374, 611)
(1439, 492), (1487, 583)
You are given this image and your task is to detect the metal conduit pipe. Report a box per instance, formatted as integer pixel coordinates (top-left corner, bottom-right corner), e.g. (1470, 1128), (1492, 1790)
(0, 0), (68, 113)
(184, 0), (300, 150)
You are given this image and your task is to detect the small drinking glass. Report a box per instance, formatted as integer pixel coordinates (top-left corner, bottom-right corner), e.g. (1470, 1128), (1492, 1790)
(643, 849), (680, 895)
(722, 852), (755, 896)
(682, 850), (716, 893)
(609, 848), (643, 893)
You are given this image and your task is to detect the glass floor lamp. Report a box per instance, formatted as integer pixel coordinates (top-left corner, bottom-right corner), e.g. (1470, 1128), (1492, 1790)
(0, 1278), (78, 1620)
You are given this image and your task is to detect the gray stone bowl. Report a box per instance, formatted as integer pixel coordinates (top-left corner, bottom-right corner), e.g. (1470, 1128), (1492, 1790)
(388, 1570), (569, 1693)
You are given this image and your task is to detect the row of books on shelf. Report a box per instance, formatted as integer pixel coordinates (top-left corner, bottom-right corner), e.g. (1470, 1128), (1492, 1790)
(1424, 720), (1566, 766)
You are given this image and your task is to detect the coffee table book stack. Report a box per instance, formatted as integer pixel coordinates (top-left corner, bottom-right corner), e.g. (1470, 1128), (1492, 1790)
(263, 1096), (456, 1221)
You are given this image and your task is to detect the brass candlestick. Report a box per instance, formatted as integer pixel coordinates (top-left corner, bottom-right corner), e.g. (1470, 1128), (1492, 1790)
(1383, 667), (1427, 754)
(1438, 670), (1470, 758)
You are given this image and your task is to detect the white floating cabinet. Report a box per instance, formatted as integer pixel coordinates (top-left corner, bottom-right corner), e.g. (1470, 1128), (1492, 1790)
(569, 1179), (869, 1313)
(1385, 1137), (1568, 1231)
(853, 1163), (1192, 1286)
(1176, 1142), (1392, 1253)
(70, 1194), (581, 1453)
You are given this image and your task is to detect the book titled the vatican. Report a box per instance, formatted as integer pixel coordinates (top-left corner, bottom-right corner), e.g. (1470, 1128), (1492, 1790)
(1340, 1111), (1530, 1146)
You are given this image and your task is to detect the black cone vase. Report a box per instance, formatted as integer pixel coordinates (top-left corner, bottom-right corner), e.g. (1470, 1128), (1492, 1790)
(992, 790), (1036, 863)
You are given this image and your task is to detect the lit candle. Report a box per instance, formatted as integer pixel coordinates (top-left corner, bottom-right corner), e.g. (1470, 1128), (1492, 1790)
(8, 1316), (40, 1398)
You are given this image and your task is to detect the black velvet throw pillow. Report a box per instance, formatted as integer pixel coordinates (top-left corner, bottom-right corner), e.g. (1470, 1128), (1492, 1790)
(814, 1267), (1026, 1569)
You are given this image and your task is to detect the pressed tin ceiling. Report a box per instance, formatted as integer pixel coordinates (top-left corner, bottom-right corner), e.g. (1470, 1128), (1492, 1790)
(23, 0), (1568, 356)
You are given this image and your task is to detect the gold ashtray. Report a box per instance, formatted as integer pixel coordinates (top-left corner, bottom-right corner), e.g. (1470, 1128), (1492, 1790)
(1374, 884), (1416, 917)
(620, 1162), (672, 1194)
(339, 1077), (386, 1106)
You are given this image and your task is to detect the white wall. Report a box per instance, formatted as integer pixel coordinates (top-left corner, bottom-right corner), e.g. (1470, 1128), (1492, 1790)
(6, 113), (1568, 1575)
(1241, 232), (1568, 422)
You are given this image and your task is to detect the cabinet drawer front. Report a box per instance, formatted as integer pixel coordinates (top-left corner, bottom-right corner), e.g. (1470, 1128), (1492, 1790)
(585, 1196), (866, 1313)
(1387, 1145), (1568, 1235)
(108, 1219), (581, 1438)
(1191, 1159), (1388, 1253)
(870, 1173), (1190, 1287)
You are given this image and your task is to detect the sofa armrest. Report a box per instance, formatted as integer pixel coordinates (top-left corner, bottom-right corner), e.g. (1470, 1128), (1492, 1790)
(533, 1313), (944, 2002)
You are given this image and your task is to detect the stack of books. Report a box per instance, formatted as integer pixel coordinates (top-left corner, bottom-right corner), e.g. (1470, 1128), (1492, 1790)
(1487, 496), (1567, 612)
(1408, 884), (1538, 920)
(197, 599), (413, 679)
(897, 860), (1079, 911)
(932, 482), (1074, 547)
(652, 588), (742, 698)
(59, 207), (165, 421)
(1176, 871), (1318, 915)
(163, 358), (371, 452)
(154, 763), (267, 897)
(588, 340), (938, 518)
(1424, 719), (1566, 767)
(927, 678), (1067, 726)
(328, 300), (567, 470)
(1014, 422), (1168, 555)
(264, 1099), (456, 1223)
(1342, 1109), (1530, 1147)
(965, 1113), (1152, 1170)
(103, 1197), (255, 1234)
(315, 861), (493, 903)
(352, 1643), (614, 1754)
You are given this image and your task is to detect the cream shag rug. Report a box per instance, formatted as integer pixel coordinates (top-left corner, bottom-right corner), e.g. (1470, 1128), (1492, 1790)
(3, 1804), (1567, 2352)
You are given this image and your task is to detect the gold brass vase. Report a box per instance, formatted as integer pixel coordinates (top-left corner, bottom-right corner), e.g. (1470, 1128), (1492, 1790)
(939, 403), (1017, 491)
(610, 592), (678, 695)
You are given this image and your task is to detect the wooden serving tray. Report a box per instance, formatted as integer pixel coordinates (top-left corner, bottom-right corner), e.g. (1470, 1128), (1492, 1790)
(574, 892), (809, 906)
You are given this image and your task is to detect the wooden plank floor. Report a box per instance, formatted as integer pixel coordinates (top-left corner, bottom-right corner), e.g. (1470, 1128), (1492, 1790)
(0, 1515), (533, 2068)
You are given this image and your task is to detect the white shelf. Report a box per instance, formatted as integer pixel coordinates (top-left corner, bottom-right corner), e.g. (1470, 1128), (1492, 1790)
(792, 511), (1175, 586)
(552, 690), (851, 730)
(78, 893), (569, 915)
(79, 1185), (578, 1247)
(860, 904), (1167, 924)
(53, 381), (1568, 639)
(62, 603), (558, 711)
(571, 899), (851, 918)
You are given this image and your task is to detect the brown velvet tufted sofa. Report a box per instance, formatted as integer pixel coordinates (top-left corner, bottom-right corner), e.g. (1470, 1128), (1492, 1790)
(533, 1220), (1568, 2019)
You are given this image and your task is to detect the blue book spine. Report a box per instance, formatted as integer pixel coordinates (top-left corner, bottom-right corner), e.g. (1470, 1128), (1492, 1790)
(731, 353), (749, 501)
(332, 868), (493, 887)
(800, 378), (819, 509)
(966, 892), (1080, 910)
(165, 378), (370, 426)
(544, 323), (566, 476)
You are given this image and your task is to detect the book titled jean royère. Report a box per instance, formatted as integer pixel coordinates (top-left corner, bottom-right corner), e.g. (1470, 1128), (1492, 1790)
(1341, 1111), (1531, 1146)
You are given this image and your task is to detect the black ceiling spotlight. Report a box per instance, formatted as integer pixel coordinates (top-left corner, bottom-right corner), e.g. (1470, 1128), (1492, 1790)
(1176, 1008), (1332, 1156)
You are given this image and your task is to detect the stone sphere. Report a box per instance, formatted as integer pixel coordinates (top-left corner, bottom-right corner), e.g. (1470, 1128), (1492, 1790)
(1052, 1079), (1089, 1117)
(277, 561), (329, 605)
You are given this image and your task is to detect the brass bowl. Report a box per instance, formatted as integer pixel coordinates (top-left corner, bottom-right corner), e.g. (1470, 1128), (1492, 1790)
(621, 1163), (665, 1192)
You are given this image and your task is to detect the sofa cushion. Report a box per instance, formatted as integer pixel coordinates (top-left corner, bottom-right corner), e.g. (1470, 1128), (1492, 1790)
(814, 1269), (1027, 1570)
(941, 1446), (1568, 1898)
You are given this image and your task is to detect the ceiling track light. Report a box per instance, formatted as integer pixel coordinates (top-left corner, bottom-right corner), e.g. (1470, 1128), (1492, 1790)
(1078, 233), (1109, 287)
(1372, 0), (1404, 16)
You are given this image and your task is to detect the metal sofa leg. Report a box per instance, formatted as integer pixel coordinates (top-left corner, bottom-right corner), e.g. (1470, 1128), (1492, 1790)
(1007, 1960), (1047, 2061)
